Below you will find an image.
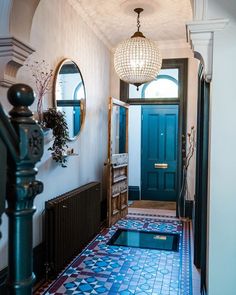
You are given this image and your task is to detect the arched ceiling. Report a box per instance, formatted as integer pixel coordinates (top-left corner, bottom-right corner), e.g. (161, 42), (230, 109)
(74, 0), (193, 48)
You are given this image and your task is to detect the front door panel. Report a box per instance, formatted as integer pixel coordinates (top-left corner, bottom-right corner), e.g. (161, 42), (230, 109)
(141, 105), (179, 201)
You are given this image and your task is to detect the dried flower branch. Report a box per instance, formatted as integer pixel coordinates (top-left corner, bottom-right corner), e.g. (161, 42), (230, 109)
(185, 126), (196, 169)
(25, 59), (53, 121)
(178, 126), (196, 218)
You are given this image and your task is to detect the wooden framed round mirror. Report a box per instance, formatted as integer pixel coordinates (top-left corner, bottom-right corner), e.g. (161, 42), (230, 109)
(54, 59), (86, 140)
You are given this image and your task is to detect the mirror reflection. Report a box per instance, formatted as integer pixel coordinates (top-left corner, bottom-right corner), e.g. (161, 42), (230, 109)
(55, 59), (86, 140)
(111, 105), (127, 154)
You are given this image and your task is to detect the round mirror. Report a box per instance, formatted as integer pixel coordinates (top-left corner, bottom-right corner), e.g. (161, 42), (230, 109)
(54, 59), (86, 140)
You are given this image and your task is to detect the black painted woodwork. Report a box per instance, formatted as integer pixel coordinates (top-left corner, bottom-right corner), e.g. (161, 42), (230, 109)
(0, 138), (6, 241)
(128, 186), (140, 200)
(33, 242), (46, 285)
(100, 198), (107, 224)
(60, 63), (80, 74)
(185, 200), (193, 219)
(0, 267), (7, 293)
(120, 59), (188, 215)
(193, 66), (210, 294)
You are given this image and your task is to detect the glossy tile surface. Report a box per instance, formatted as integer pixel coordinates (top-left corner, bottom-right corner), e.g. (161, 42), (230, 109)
(42, 215), (192, 295)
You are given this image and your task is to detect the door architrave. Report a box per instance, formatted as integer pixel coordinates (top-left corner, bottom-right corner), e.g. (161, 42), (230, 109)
(120, 58), (188, 216)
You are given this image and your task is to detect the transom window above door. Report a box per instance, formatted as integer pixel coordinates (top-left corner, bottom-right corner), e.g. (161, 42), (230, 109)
(129, 68), (179, 99)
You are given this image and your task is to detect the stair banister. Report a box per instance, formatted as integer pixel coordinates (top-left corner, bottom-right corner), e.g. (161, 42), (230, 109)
(0, 84), (44, 294)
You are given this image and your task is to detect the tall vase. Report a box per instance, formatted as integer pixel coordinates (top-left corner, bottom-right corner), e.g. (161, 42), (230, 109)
(37, 94), (44, 124)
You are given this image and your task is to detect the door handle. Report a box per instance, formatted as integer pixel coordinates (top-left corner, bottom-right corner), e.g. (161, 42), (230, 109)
(154, 163), (168, 169)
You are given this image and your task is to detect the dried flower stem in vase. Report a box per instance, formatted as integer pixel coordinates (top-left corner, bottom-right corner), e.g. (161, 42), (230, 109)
(25, 59), (53, 122)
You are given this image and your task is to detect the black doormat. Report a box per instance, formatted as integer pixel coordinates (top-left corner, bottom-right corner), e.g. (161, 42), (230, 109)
(108, 229), (179, 252)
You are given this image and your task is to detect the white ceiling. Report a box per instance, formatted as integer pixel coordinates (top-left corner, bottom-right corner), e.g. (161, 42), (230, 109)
(74, 0), (193, 49)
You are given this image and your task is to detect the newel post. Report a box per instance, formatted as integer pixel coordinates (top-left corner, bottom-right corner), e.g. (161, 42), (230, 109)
(5, 84), (44, 294)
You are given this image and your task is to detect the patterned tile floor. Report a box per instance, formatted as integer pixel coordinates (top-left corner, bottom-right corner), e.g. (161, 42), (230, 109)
(40, 214), (192, 295)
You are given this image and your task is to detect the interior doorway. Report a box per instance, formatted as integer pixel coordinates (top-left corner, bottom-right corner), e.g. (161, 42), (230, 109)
(124, 59), (188, 213)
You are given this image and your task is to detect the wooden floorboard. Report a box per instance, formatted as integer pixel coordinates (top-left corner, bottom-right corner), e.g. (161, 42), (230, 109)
(129, 200), (176, 210)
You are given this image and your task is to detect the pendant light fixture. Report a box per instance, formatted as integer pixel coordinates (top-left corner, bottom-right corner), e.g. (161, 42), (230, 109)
(114, 8), (162, 90)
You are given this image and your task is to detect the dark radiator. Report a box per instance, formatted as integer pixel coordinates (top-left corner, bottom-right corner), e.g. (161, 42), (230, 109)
(45, 182), (101, 277)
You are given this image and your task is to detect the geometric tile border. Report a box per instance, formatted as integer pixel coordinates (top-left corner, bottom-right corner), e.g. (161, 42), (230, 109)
(38, 216), (192, 295)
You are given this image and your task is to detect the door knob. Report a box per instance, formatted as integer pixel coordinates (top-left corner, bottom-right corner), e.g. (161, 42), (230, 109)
(154, 163), (168, 169)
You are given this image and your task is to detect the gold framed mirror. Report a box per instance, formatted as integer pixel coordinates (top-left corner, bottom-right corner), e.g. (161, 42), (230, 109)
(54, 59), (86, 140)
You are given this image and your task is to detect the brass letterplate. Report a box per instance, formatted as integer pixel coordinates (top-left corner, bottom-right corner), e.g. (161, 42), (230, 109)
(154, 163), (168, 169)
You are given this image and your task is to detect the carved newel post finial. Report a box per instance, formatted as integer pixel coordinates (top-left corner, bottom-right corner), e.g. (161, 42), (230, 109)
(5, 84), (44, 294)
(8, 84), (35, 105)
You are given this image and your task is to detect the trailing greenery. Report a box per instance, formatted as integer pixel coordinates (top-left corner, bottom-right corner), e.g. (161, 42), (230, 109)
(43, 108), (69, 167)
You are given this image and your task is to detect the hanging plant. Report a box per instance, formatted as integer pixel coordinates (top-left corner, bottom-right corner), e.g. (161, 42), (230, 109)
(43, 108), (69, 167)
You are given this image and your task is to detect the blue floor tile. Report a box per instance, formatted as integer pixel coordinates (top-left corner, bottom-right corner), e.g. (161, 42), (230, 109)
(42, 215), (192, 295)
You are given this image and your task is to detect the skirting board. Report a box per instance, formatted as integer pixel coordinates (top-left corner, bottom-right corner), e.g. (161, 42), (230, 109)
(0, 242), (45, 291)
(128, 186), (140, 200)
(185, 200), (193, 219)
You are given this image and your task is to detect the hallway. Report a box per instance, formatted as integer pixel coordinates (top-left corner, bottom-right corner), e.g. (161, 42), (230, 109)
(0, 1), (236, 294)
(36, 208), (196, 295)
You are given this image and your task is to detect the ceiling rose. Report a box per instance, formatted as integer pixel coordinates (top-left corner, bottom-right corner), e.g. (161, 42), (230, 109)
(120, 0), (158, 16)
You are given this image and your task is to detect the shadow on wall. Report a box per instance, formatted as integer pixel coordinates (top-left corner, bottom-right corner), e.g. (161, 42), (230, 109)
(208, 0), (236, 20)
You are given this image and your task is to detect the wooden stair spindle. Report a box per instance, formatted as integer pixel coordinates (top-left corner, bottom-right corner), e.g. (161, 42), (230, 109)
(0, 84), (44, 294)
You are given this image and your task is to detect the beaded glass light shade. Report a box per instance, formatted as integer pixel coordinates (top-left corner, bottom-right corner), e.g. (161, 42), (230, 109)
(114, 8), (162, 89)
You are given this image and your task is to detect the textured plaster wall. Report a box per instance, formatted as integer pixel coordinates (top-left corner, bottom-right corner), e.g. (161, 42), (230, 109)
(0, 0), (110, 270)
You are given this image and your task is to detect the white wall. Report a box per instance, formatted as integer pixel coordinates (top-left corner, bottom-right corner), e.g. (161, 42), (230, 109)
(128, 105), (141, 189)
(186, 58), (199, 200)
(0, 0), (110, 270)
(206, 1), (236, 294)
(110, 56), (120, 99)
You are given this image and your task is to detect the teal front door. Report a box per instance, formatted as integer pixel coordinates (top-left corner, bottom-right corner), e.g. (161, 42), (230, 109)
(141, 105), (179, 201)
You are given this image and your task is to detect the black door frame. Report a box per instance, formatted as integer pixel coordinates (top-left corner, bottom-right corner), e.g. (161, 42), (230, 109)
(194, 65), (210, 294)
(120, 58), (188, 216)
